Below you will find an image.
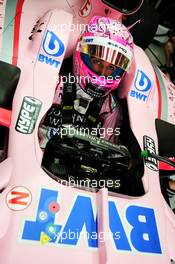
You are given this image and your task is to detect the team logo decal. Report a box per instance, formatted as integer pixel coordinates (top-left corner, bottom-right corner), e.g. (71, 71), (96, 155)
(38, 30), (65, 68)
(130, 70), (152, 102)
(43, 31), (65, 57)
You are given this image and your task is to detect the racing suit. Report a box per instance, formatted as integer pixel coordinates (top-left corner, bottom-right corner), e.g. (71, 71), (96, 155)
(38, 62), (144, 196)
(39, 75), (122, 149)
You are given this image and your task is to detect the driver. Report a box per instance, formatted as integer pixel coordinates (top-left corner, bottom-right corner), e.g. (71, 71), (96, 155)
(39, 16), (137, 194)
(39, 16), (134, 148)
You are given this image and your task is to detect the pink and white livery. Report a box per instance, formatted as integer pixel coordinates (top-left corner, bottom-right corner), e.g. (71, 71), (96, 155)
(0, 0), (175, 264)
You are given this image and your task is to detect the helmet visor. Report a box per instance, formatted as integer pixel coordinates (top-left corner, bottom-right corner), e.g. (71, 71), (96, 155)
(101, 0), (143, 14)
(80, 43), (132, 78)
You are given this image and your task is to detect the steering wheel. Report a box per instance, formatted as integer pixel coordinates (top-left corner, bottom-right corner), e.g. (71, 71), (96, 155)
(42, 128), (132, 191)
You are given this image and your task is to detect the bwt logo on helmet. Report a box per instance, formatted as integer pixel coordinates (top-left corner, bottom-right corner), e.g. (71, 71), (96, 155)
(38, 30), (65, 68)
(130, 70), (152, 102)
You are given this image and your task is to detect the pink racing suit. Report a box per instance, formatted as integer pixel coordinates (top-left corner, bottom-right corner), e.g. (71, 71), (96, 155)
(39, 77), (122, 149)
(38, 74), (145, 197)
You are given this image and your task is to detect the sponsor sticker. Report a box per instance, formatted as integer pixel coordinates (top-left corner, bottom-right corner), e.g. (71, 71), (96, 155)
(15, 96), (42, 134)
(38, 30), (65, 68)
(130, 70), (152, 102)
(6, 186), (32, 211)
(21, 188), (162, 254)
(143, 136), (158, 171)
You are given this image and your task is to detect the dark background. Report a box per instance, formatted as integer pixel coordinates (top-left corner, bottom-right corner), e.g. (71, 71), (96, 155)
(124, 0), (175, 49)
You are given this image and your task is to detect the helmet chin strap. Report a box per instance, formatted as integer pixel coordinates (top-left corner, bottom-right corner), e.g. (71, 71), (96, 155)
(74, 83), (93, 114)
(76, 83), (93, 101)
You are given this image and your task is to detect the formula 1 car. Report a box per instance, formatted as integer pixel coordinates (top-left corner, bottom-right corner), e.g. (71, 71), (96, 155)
(0, 0), (175, 264)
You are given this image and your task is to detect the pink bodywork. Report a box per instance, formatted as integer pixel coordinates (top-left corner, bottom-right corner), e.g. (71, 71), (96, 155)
(0, 0), (175, 263)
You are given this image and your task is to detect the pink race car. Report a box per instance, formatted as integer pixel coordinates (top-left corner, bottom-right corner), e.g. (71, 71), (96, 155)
(0, 0), (175, 263)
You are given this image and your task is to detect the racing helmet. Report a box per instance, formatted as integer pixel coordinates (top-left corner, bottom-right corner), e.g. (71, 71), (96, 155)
(100, 0), (144, 15)
(73, 16), (134, 97)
